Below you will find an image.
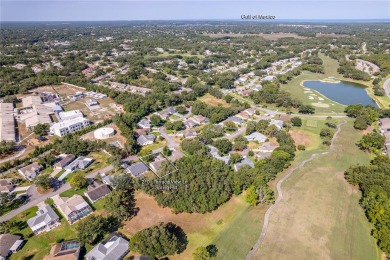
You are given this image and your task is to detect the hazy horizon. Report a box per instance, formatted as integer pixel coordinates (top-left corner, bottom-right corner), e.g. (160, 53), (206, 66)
(1, 1), (389, 22)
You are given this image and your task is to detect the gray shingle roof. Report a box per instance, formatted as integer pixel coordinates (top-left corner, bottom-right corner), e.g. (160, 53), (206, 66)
(126, 162), (149, 177)
(85, 183), (111, 202)
(27, 205), (59, 232)
(234, 158), (255, 171)
(85, 235), (129, 260)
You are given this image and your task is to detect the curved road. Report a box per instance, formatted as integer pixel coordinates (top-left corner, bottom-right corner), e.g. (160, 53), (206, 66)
(383, 78), (390, 100)
(246, 120), (346, 260)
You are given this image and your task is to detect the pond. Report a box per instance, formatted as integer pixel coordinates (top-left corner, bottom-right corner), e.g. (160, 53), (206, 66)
(303, 80), (378, 107)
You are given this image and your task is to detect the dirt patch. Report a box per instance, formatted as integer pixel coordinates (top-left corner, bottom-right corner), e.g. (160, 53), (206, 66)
(199, 94), (230, 108)
(289, 129), (312, 147)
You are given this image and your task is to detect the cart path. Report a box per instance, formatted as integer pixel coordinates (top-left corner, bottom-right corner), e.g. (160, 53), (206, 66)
(383, 78), (390, 100)
(246, 120), (346, 260)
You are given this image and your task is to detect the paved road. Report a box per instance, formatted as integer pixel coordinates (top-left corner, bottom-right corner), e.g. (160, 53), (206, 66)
(0, 147), (26, 165)
(159, 127), (179, 148)
(246, 120), (346, 260)
(383, 78), (390, 100)
(0, 165), (114, 222)
(226, 126), (247, 140)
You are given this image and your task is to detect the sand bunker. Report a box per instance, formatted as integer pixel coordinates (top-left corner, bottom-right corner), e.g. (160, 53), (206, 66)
(312, 102), (330, 108)
(318, 97), (324, 101)
(308, 96), (314, 100)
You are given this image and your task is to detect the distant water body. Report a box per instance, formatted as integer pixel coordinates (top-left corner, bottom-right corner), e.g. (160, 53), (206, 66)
(303, 80), (378, 107)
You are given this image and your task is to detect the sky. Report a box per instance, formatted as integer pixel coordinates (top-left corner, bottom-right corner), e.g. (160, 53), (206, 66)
(1, 0), (389, 21)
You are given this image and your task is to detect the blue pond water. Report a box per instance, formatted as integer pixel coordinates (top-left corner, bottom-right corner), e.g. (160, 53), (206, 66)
(303, 80), (378, 107)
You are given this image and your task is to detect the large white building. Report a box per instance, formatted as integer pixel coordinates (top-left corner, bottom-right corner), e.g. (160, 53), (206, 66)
(58, 110), (83, 121)
(50, 117), (90, 137)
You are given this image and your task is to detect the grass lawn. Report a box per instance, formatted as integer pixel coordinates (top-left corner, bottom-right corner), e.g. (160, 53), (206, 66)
(199, 93), (231, 108)
(252, 120), (380, 260)
(120, 191), (261, 260)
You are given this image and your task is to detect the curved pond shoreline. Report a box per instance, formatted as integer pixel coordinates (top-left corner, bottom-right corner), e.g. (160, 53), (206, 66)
(302, 79), (378, 108)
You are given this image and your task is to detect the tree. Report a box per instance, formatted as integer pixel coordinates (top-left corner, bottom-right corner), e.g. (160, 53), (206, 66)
(162, 146), (172, 156)
(76, 215), (109, 245)
(69, 173), (88, 190)
(39, 154), (55, 168)
(193, 246), (211, 260)
(0, 141), (16, 156)
(245, 186), (259, 206)
(138, 148), (154, 162)
(291, 117), (302, 127)
(230, 153), (243, 164)
(213, 139), (232, 155)
(130, 222), (188, 258)
(176, 105), (187, 115)
(107, 154), (122, 173)
(165, 121), (184, 131)
(248, 150), (254, 156)
(256, 120), (269, 133)
(34, 174), (52, 191)
(299, 105), (315, 114)
(232, 135), (248, 151)
(223, 121), (237, 132)
(33, 123), (50, 136)
(297, 145), (306, 151)
(150, 114), (163, 127)
(358, 132), (385, 151)
(354, 115), (369, 130)
(246, 121), (256, 135)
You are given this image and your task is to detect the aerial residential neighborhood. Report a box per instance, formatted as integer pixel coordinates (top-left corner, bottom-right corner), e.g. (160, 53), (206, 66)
(0, 1), (389, 260)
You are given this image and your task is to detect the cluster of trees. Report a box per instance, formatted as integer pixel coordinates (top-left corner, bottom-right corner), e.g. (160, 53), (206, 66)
(130, 222), (188, 258)
(198, 124), (224, 143)
(362, 53), (390, 75)
(337, 60), (371, 81)
(357, 132), (385, 152)
(165, 121), (185, 131)
(33, 123), (50, 136)
(301, 52), (325, 74)
(191, 101), (244, 124)
(69, 173), (89, 190)
(137, 154), (233, 213)
(250, 81), (315, 114)
(76, 215), (118, 245)
(0, 141), (16, 156)
(104, 174), (136, 221)
(344, 104), (379, 130)
(344, 156), (390, 254)
(319, 127), (335, 145)
(212, 139), (232, 155)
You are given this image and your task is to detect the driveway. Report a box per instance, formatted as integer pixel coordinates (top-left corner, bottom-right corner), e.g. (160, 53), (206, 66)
(159, 127), (179, 148)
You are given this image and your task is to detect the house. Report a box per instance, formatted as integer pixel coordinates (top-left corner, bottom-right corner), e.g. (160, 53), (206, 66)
(0, 234), (24, 260)
(379, 118), (390, 133)
(54, 154), (76, 170)
(18, 162), (42, 180)
(137, 134), (156, 146)
(64, 156), (94, 172)
(183, 129), (198, 139)
(156, 107), (176, 119)
(234, 158), (255, 171)
(0, 179), (14, 193)
(225, 116), (243, 125)
(209, 145), (230, 165)
(126, 162), (149, 177)
(236, 111), (250, 120)
(85, 234), (129, 260)
(101, 173), (115, 186)
(263, 75), (276, 81)
(134, 128), (150, 137)
(52, 195), (93, 224)
(150, 156), (165, 172)
(184, 119), (198, 129)
(138, 119), (151, 129)
(27, 205), (60, 235)
(43, 240), (80, 260)
(252, 85), (262, 91)
(192, 115), (209, 125)
(269, 119), (284, 130)
(84, 181), (111, 203)
(245, 132), (267, 143)
(258, 142), (278, 153)
(86, 99), (99, 108)
(244, 108), (256, 116)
